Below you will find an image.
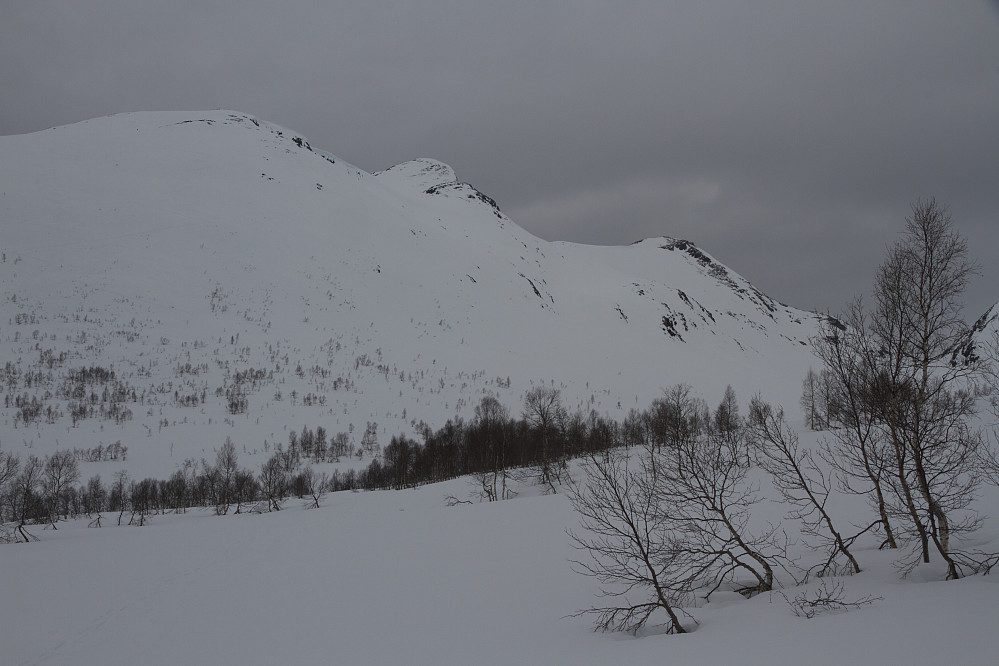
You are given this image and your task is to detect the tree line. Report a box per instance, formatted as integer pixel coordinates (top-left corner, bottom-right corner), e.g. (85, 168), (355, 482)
(0, 381), (751, 541)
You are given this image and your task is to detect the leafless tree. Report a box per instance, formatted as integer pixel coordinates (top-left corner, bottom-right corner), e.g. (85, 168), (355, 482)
(0, 450), (18, 486)
(800, 368), (835, 431)
(361, 421), (379, 459)
(41, 450), (80, 527)
(128, 478), (155, 526)
(85, 474), (106, 528)
(0, 450), (19, 523)
(212, 437), (239, 515)
(748, 398), (863, 576)
(111, 469), (130, 526)
(870, 199), (984, 578)
(233, 468), (257, 514)
(301, 467), (329, 509)
(652, 427), (785, 598)
(11, 454), (42, 542)
(801, 368), (822, 431)
(474, 395), (511, 501)
(567, 448), (693, 634)
(522, 386), (567, 493)
(331, 431), (352, 461)
(714, 384), (741, 439)
(813, 200), (988, 578)
(644, 384), (698, 453)
(258, 454), (285, 512)
(166, 460), (195, 514)
(641, 386), (782, 597)
(812, 301), (897, 550)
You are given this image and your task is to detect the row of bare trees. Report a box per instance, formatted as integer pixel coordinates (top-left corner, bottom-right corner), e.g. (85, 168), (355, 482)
(0, 436), (338, 540)
(0, 449), (81, 541)
(353, 384), (749, 496)
(0, 379), (748, 539)
(349, 386), (607, 495)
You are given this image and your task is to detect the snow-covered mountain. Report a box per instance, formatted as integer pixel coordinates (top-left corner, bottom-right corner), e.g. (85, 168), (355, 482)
(1, 110), (827, 475)
(953, 303), (999, 368)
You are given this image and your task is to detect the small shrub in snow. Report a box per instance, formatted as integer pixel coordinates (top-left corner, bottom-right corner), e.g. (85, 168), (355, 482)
(780, 578), (881, 619)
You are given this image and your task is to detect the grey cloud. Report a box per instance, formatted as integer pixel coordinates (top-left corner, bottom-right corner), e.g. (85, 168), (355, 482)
(2, 0), (997, 317)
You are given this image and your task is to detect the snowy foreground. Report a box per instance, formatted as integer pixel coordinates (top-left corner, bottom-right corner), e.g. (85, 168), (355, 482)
(5, 453), (999, 666)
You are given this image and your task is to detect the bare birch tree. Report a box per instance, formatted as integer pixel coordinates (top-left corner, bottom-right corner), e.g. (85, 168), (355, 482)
(523, 386), (567, 492)
(748, 398), (863, 576)
(813, 199), (988, 577)
(812, 301), (897, 550)
(567, 448), (693, 634)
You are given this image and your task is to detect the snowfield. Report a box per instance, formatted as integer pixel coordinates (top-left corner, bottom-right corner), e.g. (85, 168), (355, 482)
(5, 454), (999, 665)
(0, 110), (826, 478)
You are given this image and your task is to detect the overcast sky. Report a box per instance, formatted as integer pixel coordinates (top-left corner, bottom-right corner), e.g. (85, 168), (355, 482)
(3, 1), (998, 318)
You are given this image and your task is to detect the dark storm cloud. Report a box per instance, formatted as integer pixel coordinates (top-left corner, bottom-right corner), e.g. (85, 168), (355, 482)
(2, 1), (997, 316)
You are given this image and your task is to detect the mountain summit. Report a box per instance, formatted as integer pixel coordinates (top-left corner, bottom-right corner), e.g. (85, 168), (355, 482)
(1, 110), (824, 474)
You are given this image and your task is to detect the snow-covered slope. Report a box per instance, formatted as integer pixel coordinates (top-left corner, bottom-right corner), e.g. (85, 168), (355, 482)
(1, 111), (825, 475)
(953, 303), (999, 369)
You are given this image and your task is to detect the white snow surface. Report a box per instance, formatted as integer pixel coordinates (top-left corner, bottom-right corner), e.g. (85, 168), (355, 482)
(4, 455), (999, 665)
(1, 110), (826, 477)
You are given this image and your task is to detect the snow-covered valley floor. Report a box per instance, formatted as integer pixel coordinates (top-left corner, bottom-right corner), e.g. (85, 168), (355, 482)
(5, 456), (999, 666)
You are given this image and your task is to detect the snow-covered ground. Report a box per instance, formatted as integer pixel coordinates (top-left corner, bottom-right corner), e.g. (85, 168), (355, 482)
(5, 449), (999, 665)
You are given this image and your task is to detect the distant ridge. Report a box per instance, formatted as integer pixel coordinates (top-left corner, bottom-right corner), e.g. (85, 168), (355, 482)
(1, 110), (826, 475)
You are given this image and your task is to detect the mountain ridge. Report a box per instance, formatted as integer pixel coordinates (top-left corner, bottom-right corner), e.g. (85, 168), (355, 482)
(2, 110), (828, 475)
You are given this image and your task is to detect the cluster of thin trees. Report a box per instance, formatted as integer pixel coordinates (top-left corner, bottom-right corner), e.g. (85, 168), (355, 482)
(569, 386), (851, 634)
(567, 200), (998, 634)
(804, 200), (996, 579)
(0, 436), (335, 541)
(358, 386), (612, 496)
(351, 384), (751, 497)
(0, 380), (750, 542)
